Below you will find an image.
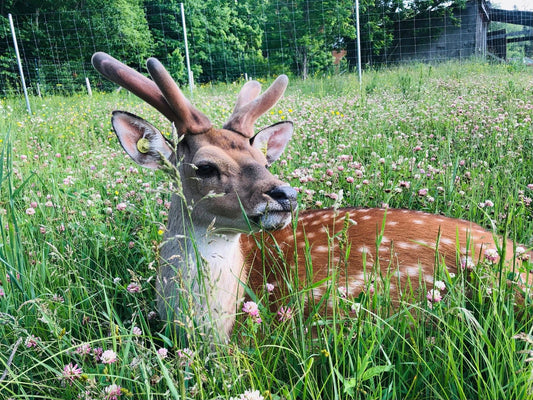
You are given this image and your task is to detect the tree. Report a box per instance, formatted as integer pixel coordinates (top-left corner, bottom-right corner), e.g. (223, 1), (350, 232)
(262, 0), (356, 79)
(1, 0), (153, 94)
(183, 0), (265, 82)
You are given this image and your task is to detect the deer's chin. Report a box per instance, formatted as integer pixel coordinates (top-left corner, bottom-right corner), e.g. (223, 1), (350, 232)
(250, 210), (292, 232)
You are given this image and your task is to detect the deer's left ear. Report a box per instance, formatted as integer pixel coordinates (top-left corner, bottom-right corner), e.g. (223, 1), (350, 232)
(251, 121), (293, 166)
(111, 111), (174, 169)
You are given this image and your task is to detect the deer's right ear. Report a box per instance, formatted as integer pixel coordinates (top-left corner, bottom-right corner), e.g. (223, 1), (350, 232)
(111, 111), (174, 169)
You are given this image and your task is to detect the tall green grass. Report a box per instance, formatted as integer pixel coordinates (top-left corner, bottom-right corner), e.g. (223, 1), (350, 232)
(0, 60), (532, 399)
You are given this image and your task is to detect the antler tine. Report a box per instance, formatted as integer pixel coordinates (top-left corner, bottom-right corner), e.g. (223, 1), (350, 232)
(223, 75), (289, 138)
(146, 58), (211, 135)
(233, 80), (262, 110)
(91, 52), (176, 122)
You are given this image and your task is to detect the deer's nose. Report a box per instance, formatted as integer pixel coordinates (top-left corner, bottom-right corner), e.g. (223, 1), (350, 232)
(266, 186), (298, 211)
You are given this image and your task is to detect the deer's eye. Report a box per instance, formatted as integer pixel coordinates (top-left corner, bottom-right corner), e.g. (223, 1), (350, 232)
(195, 163), (219, 179)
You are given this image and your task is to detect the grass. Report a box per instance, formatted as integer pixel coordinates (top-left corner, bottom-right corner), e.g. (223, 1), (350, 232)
(0, 59), (532, 399)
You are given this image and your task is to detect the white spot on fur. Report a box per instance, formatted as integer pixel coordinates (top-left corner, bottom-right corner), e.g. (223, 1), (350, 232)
(314, 245), (329, 253)
(358, 245), (371, 254)
(396, 241), (419, 250)
(387, 220), (399, 226)
(440, 237), (454, 246)
(405, 266), (420, 277)
(412, 219), (424, 225)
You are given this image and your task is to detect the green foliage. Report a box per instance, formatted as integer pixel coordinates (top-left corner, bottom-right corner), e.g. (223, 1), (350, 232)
(261, 0), (355, 78)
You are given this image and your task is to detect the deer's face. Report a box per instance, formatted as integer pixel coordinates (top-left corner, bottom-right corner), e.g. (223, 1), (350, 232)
(179, 127), (296, 231)
(112, 111), (296, 232)
(92, 53), (296, 232)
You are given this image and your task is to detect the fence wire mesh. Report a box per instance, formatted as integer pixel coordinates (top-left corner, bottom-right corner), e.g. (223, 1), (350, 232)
(1, 1), (532, 96)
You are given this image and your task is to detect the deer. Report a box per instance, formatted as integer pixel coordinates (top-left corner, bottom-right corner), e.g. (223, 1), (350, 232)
(92, 52), (532, 340)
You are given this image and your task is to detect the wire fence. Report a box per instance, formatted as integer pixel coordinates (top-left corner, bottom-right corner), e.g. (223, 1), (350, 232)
(1, 1), (532, 97)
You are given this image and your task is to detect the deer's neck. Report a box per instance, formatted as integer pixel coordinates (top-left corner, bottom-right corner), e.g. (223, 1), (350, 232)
(158, 195), (246, 338)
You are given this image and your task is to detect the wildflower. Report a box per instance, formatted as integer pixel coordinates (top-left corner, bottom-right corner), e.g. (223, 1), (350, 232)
(516, 246), (530, 262)
(127, 282), (141, 293)
(277, 306), (293, 322)
(265, 283), (275, 293)
(52, 293), (64, 303)
(25, 207), (35, 215)
(230, 390), (264, 400)
(61, 363), (83, 386)
(434, 280), (446, 291)
(100, 349), (118, 364)
(418, 188), (428, 196)
(116, 202), (127, 211)
(351, 302), (362, 315)
(346, 176), (354, 183)
(157, 348), (168, 359)
(177, 348), (194, 367)
(132, 326), (142, 336)
(76, 343), (91, 355)
(242, 301), (260, 318)
(484, 248), (499, 263)
(426, 289), (442, 303)
(337, 286), (347, 298)
(93, 347), (103, 362)
(25, 335), (39, 348)
(461, 256), (475, 271)
(0, 287), (4, 296)
(104, 384), (122, 400)
(399, 180), (411, 188)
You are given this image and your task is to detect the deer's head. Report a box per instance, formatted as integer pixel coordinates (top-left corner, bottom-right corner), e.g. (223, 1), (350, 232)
(92, 52), (297, 232)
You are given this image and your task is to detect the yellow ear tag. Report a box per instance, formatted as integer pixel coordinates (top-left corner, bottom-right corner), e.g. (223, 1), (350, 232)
(260, 141), (268, 157)
(137, 138), (150, 154)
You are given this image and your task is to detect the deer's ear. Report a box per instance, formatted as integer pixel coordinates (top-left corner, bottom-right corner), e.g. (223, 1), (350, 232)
(251, 121), (293, 166)
(111, 111), (174, 169)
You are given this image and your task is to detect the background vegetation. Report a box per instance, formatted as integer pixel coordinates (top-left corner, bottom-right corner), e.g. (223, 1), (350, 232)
(0, 60), (532, 399)
(0, 0), (466, 92)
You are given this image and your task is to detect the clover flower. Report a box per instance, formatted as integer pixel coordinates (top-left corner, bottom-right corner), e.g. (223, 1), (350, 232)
(127, 282), (141, 293)
(61, 363), (83, 386)
(230, 390), (264, 400)
(426, 289), (442, 303)
(157, 348), (168, 359)
(277, 306), (293, 322)
(460, 256), (475, 271)
(177, 348), (194, 367)
(101, 349), (118, 364)
(484, 248), (499, 263)
(104, 384), (122, 400)
(516, 246), (530, 262)
(242, 301), (262, 323)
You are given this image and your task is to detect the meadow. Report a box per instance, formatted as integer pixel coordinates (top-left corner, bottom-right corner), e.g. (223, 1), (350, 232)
(0, 60), (532, 399)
